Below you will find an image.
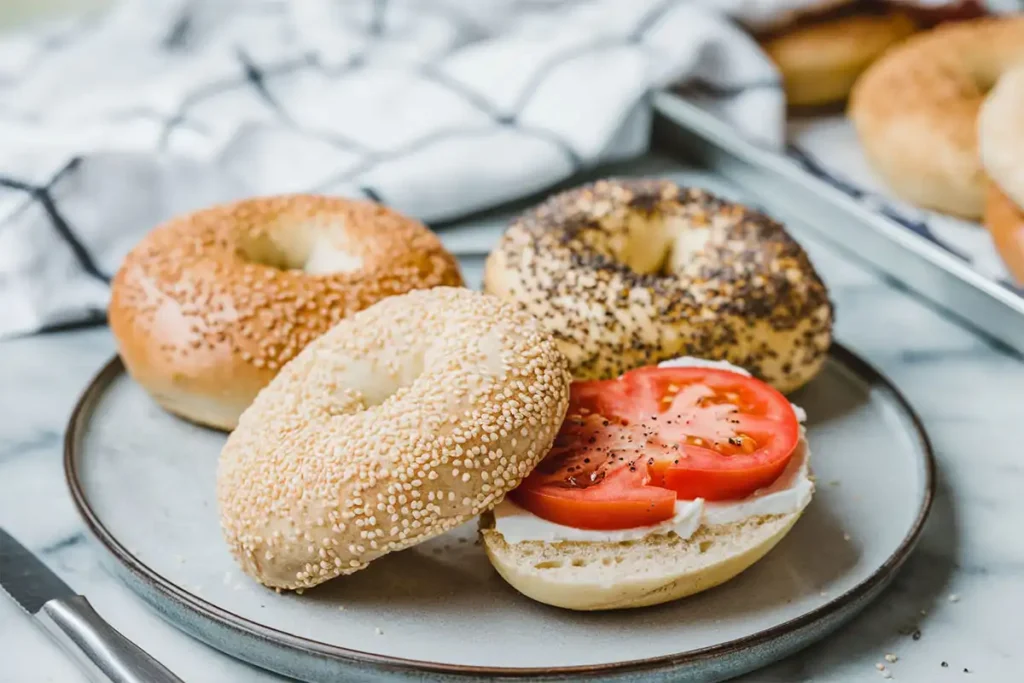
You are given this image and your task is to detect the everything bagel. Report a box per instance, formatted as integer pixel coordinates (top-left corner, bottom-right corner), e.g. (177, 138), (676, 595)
(109, 195), (463, 431)
(217, 287), (571, 589)
(483, 179), (833, 393)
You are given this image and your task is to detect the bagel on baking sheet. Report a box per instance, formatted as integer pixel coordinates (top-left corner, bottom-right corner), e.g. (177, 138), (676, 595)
(483, 179), (833, 394)
(983, 183), (1024, 286)
(849, 15), (1024, 218)
(217, 287), (572, 590)
(761, 5), (917, 108)
(109, 195), (463, 431)
(979, 64), (1024, 284)
(979, 65), (1024, 214)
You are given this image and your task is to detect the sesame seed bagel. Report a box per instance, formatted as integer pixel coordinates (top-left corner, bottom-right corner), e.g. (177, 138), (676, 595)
(483, 179), (833, 393)
(109, 195), (463, 431)
(849, 15), (1024, 218)
(217, 287), (571, 590)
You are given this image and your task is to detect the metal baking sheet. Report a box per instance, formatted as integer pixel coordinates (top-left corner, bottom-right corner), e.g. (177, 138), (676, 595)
(652, 92), (1024, 356)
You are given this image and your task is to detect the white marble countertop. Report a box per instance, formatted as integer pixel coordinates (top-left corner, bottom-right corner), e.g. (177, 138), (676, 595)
(3, 163), (1024, 681)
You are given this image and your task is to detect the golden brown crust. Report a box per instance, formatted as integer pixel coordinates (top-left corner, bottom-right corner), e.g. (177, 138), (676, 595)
(979, 65), (1024, 213)
(849, 16), (1024, 218)
(109, 195), (463, 430)
(483, 179), (833, 393)
(763, 10), (917, 108)
(217, 287), (571, 590)
(984, 183), (1024, 287)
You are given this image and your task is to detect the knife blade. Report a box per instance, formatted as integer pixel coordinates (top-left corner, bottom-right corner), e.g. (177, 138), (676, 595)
(0, 528), (184, 683)
(0, 528), (76, 613)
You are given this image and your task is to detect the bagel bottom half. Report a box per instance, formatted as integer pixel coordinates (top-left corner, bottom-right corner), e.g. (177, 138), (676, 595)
(984, 182), (1024, 286)
(480, 511), (804, 611)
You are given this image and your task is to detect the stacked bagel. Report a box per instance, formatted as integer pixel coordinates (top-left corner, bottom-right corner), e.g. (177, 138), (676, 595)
(109, 177), (833, 611)
(754, 0), (985, 108)
(848, 14), (1024, 283)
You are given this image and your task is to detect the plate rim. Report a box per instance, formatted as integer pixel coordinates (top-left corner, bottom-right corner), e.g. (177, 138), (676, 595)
(64, 343), (935, 679)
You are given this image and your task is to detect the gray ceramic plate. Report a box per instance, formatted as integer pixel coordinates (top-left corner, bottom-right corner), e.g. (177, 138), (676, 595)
(65, 344), (933, 683)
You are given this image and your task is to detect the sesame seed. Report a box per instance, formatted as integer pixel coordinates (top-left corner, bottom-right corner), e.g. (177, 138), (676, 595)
(949, 594), (960, 603)
(885, 654), (898, 663)
(109, 195), (464, 431)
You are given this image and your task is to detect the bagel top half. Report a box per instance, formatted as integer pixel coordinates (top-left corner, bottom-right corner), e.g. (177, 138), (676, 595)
(217, 287), (571, 590)
(483, 179), (833, 394)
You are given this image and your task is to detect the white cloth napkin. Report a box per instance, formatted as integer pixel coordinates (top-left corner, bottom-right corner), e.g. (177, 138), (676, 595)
(1, 0), (1006, 337)
(1, 0), (793, 336)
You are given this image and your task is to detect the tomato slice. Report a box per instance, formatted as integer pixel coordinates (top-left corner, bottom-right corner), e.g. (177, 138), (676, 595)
(510, 366), (800, 530)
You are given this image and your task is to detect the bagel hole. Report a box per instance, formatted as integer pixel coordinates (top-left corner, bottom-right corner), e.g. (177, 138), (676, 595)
(612, 215), (712, 276)
(239, 226), (363, 274)
(355, 354), (425, 409)
(303, 230), (364, 274)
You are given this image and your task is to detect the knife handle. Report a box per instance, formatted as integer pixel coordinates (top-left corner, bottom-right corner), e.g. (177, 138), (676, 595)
(36, 595), (184, 683)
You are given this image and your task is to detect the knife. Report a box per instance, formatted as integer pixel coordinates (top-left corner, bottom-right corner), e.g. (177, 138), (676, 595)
(0, 528), (184, 683)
